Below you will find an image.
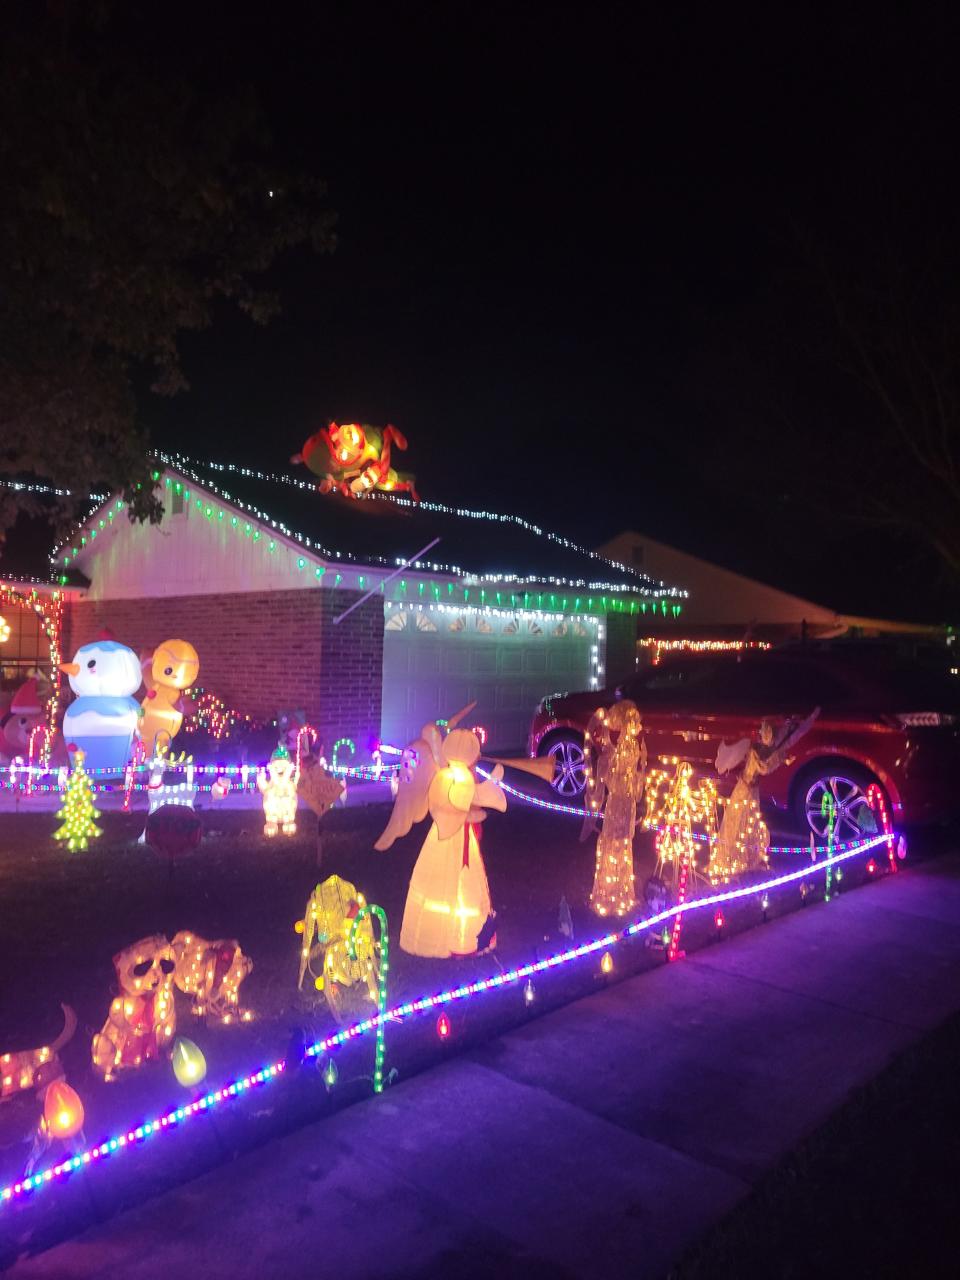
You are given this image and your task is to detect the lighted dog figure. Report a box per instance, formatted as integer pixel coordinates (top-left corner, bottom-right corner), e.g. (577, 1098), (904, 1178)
(139, 639), (200, 755)
(292, 421), (419, 501)
(91, 935), (176, 1081)
(257, 745), (298, 836)
(171, 931), (254, 1025)
(296, 875), (379, 1022)
(1, 1005), (76, 1102)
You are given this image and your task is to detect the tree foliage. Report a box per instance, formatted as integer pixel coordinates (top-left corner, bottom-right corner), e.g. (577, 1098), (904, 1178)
(0, 2), (335, 543)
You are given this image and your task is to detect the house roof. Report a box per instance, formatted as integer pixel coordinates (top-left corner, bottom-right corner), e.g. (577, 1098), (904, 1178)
(145, 454), (685, 599)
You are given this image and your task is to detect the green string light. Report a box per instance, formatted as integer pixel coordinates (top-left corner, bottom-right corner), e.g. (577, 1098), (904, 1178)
(348, 903), (389, 1093)
(822, 792), (837, 900)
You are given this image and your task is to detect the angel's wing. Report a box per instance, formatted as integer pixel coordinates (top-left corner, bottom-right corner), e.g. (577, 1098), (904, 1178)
(580, 709), (608, 842)
(762, 706), (821, 774)
(374, 734), (438, 849)
(716, 737), (751, 775)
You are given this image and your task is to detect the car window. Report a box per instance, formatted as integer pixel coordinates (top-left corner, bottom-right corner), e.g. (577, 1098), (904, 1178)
(712, 660), (852, 709)
(626, 661), (728, 706)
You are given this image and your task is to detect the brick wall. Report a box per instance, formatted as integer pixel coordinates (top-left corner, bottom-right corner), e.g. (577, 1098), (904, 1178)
(604, 613), (638, 686)
(63, 588), (384, 753)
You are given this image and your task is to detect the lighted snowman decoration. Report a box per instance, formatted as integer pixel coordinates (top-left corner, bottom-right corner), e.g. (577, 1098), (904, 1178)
(256, 746), (299, 837)
(60, 637), (142, 774)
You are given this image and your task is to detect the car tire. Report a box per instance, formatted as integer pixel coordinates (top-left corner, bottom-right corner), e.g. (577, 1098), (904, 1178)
(792, 761), (887, 844)
(541, 732), (587, 798)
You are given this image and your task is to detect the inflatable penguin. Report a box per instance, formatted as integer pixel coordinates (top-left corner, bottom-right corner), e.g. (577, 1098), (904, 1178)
(61, 637), (142, 773)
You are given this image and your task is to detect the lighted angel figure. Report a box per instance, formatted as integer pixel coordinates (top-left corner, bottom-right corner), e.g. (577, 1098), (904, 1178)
(375, 705), (551, 958)
(581, 700), (647, 917)
(715, 707), (820, 878)
(644, 758), (719, 884)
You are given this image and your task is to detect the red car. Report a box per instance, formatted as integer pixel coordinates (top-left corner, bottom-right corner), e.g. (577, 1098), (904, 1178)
(528, 644), (960, 840)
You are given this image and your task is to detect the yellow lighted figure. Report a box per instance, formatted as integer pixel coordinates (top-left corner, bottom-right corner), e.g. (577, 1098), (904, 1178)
(296, 875), (379, 1021)
(171, 931), (254, 1024)
(375, 706), (553, 958)
(139, 639), (200, 755)
(581, 701), (646, 917)
(257, 745), (298, 837)
(644, 757), (719, 883)
(715, 709), (819, 877)
(91, 935), (177, 1081)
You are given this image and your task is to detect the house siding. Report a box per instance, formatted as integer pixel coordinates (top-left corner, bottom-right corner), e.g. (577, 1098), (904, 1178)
(62, 588), (384, 755)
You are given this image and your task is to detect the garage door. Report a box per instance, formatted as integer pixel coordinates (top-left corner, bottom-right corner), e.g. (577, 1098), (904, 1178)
(381, 605), (600, 753)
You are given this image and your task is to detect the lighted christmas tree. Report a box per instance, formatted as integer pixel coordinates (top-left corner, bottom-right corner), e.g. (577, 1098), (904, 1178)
(54, 748), (102, 851)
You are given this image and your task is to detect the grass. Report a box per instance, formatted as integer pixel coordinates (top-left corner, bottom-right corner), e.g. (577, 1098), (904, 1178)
(671, 1008), (960, 1279)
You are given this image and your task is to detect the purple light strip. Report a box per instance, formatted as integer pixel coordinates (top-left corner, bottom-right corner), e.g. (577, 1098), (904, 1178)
(0, 759), (399, 796)
(304, 830), (890, 1058)
(1, 831), (891, 1211)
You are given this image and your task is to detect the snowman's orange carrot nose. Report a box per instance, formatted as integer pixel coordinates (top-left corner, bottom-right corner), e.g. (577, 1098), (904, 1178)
(59, 662), (80, 675)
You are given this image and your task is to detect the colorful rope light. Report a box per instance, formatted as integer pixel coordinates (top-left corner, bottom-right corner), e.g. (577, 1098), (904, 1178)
(0, 831), (893, 1212)
(348, 904), (390, 1093)
(867, 782), (896, 873)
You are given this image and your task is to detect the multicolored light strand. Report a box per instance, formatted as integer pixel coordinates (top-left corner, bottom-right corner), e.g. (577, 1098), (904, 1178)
(867, 782), (896, 873)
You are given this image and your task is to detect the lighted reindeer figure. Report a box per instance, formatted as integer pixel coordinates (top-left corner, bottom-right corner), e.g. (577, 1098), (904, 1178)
(644, 758), (719, 884)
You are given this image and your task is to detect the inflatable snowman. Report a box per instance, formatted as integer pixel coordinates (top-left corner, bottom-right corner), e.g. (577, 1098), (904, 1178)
(61, 638), (142, 774)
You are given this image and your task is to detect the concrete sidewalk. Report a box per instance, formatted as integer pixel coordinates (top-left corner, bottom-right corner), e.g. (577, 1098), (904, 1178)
(10, 854), (960, 1280)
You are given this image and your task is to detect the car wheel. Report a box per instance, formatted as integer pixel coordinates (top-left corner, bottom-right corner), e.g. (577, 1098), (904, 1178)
(544, 734), (587, 797)
(797, 764), (883, 844)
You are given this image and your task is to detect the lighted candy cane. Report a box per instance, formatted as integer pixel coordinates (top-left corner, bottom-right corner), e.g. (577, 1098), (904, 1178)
(866, 783), (896, 873)
(26, 725), (53, 795)
(347, 903), (389, 1094)
(331, 737), (355, 772)
(295, 724), (318, 774)
(822, 792), (837, 901)
(666, 823), (692, 961)
(122, 737), (147, 812)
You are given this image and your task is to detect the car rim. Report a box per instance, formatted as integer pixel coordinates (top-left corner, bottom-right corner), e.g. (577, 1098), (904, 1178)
(547, 740), (586, 796)
(804, 775), (878, 843)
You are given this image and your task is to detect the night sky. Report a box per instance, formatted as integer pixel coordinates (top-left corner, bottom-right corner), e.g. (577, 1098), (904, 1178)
(32, 6), (960, 617)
